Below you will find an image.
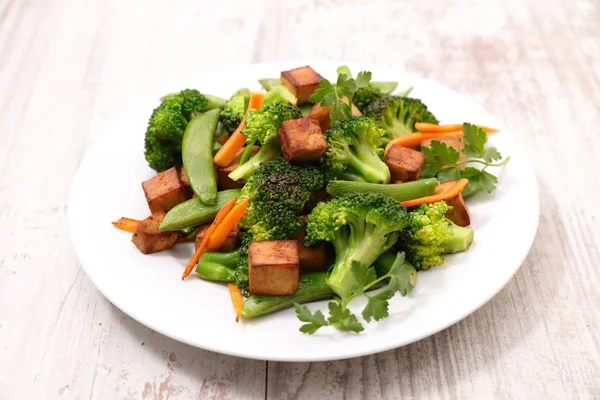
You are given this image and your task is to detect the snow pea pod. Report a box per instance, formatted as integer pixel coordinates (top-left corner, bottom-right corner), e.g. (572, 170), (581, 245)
(182, 108), (220, 205)
(159, 189), (241, 231)
(326, 178), (438, 202)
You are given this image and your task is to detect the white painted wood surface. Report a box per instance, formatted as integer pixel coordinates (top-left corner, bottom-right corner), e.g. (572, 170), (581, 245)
(1, 0), (599, 398)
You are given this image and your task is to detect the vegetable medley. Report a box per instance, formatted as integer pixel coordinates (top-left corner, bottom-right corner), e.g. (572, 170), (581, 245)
(112, 65), (509, 333)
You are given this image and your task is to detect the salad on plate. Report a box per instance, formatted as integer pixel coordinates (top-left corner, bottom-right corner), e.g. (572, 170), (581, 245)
(112, 65), (509, 334)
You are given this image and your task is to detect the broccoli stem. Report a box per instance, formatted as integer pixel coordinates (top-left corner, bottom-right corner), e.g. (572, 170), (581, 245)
(228, 141), (281, 182)
(440, 224), (474, 253)
(345, 151), (390, 184)
(238, 141), (256, 166)
(327, 225), (397, 302)
(195, 251), (240, 282)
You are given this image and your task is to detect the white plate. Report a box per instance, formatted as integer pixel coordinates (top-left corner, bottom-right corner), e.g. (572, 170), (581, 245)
(68, 60), (539, 362)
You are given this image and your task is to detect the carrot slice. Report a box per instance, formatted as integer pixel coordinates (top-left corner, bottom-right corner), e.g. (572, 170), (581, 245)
(401, 179), (469, 208)
(415, 123), (499, 134)
(181, 198), (237, 280)
(112, 217), (140, 233)
(227, 283), (244, 322)
(206, 199), (249, 251)
(384, 132), (464, 156)
(213, 93), (265, 167)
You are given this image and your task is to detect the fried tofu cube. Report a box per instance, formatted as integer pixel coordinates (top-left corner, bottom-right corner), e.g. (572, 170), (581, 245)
(445, 193), (471, 227)
(195, 223), (239, 251)
(385, 145), (425, 181)
(248, 240), (299, 295)
(281, 66), (324, 104)
(216, 146), (260, 189)
(142, 167), (188, 214)
(296, 231), (327, 273)
(309, 97), (361, 132)
(131, 212), (180, 254)
(421, 135), (466, 169)
(279, 118), (328, 164)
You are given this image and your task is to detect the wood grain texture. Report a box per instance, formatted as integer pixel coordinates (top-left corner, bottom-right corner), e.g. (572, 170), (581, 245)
(0, 0), (598, 399)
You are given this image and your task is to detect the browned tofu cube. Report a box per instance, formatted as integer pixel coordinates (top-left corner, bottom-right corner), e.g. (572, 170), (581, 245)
(421, 135), (466, 169)
(385, 145), (425, 181)
(279, 118), (328, 164)
(216, 146), (260, 189)
(195, 223), (239, 251)
(281, 66), (324, 104)
(142, 167), (188, 214)
(248, 240), (299, 295)
(309, 102), (333, 132)
(131, 212), (180, 254)
(309, 97), (361, 132)
(296, 231), (327, 273)
(445, 193), (471, 227)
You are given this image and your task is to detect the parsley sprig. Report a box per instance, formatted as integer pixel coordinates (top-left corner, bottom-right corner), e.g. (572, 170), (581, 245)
(295, 253), (416, 334)
(309, 71), (372, 126)
(421, 123), (510, 196)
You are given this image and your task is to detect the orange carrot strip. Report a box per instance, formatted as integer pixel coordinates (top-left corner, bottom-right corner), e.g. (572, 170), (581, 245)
(213, 93), (265, 167)
(227, 283), (244, 322)
(112, 217), (140, 233)
(181, 198), (237, 280)
(384, 132), (464, 156)
(206, 199), (249, 252)
(415, 122), (499, 134)
(401, 179), (469, 208)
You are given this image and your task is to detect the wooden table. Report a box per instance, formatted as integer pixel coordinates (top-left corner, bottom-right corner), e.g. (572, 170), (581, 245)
(1, 0), (598, 398)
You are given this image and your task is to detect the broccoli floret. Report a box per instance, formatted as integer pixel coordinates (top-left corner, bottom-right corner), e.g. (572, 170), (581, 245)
(178, 89), (209, 120)
(395, 201), (474, 270)
(239, 158), (324, 241)
(321, 116), (391, 184)
(219, 91), (249, 134)
(232, 231), (253, 292)
(353, 86), (384, 112)
(228, 102), (302, 182)
(305, 192), (409, 302)
(243, 102), (303, 146)
(144, 89), (210, 171)
(232, 159), (323, 292)
(363, 96), (439, 146)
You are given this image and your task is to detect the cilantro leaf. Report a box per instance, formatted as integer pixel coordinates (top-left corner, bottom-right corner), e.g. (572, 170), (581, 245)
(463, 123), (487, 158)
(295, 303), (329, 334)
(328, 302), (364, 333)
(483, 147), (502, 163)
(321, 91), (336, 107)
(355, 71), (372, 88)
(309, 79), (332, 103)
(387, 253), (417, 296)
(421, 141), (460, 177)
(308, 70), (373, 127)
(362, 289), (394, 322)
(436, 166), (461, 182)
(350, 261), (377, 295)
(461, 167), (498, 195)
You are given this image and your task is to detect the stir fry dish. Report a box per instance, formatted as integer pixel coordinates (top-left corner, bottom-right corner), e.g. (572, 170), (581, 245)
(112, 65), (509, 333)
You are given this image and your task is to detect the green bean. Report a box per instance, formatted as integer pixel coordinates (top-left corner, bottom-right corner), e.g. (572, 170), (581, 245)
(326, 178), (438, 202)
(159, 189), (241, 231)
